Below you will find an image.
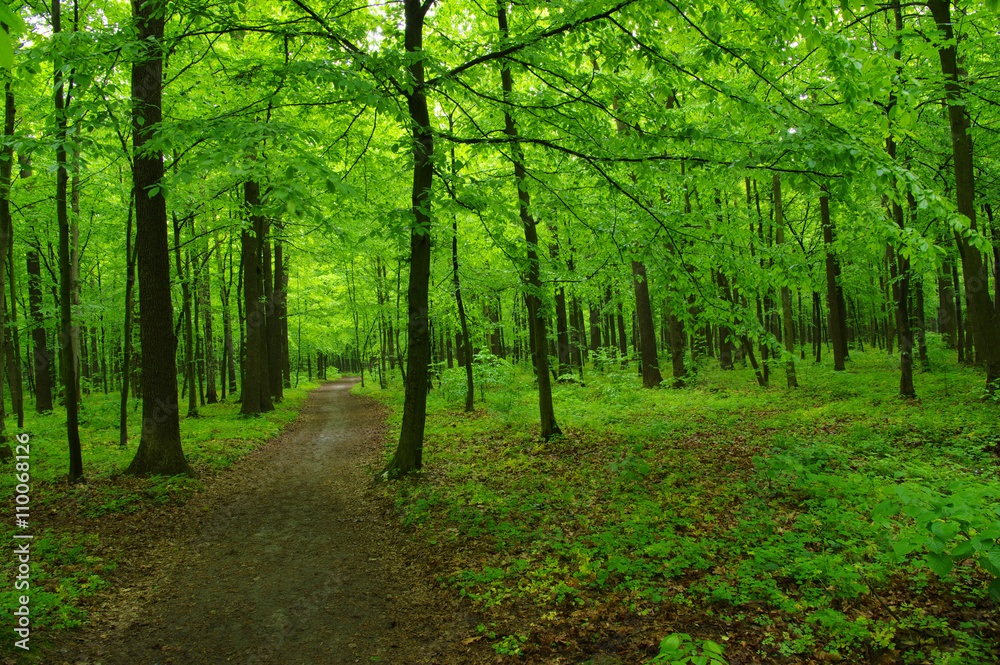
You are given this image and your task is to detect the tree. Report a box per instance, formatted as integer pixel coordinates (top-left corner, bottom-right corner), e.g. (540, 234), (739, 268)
(126, 0), (191, 477)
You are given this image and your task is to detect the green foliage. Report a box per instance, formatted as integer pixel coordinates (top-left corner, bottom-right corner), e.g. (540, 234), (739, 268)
(371, 350), (1000, 662)
(874, 481), (1000, 600)
(649, 633), (727, 665)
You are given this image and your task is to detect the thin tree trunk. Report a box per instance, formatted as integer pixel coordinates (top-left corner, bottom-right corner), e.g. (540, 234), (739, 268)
(496, 0), (560, 439)
(53, 0), (83, 479)
(773, 174), (798, 388)
(119, 191), (136, 446)
(821, 190), (846, 371)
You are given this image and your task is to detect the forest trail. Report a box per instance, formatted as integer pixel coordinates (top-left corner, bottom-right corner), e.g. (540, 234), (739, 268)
(51, 378), (480, 665)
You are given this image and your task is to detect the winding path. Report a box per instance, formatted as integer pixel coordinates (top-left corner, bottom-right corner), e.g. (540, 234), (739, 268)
(58, 378), (478, 665)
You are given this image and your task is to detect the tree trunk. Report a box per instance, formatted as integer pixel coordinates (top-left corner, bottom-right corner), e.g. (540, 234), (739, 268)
(27, 249), (53, 412)
(173, 214), (199, 417)
(927, 0), (1000, 392)
(119, 192), (136, 446)
(126, 0), (191, 477)
(263, 224), (282, 402)
(632, 260), (662, 388)
(383, 0), (435, 476)
(240, 181), (274, 416)
(53, 0), (84, 479)
(821, 190), (846, 371)
(452, 218), (474, 412)
(497, 0), (559, 439)
(773, 174), (798, 388)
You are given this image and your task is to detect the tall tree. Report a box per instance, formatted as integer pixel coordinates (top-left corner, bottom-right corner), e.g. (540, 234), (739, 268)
(383, 0), (435, 476)
(126, 0), (191, 477)
(53, 0), (83, 480)
(927, 0), (1000, 393)
(497, 0), (560, 439)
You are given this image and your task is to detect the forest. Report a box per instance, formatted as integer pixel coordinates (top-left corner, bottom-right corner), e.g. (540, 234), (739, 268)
(0, 0), (999, 662)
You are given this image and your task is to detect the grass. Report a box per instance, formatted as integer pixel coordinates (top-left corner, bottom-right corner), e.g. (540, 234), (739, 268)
(362, 338), (1000, 664)
(0, 378), (329, 647)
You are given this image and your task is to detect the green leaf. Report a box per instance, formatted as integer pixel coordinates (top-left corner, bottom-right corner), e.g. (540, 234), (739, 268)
(988, 578), (1000, 601)
(925, 551), (953, 577)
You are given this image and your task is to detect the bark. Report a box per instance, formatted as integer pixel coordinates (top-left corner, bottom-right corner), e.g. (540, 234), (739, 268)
(240, 181), (274, 415)
(667, 297), (686, 388)
(202, 227), (217, 404)
(383, 0), (435, 476)
(927, 0), (1000, 391)
(119, 193), (136, 446)
(263, 223), (282, 402)
(27, 250), (53, 412)
(126, 0), (191, 477)
(452, 218), (474, 412)
(173, 214), (198, 417)
(821, 190), (847, 371)
(0, 83), (11, 440)
(53, 0), (84, 479)
(497, 0), (560, 438)
(773, 174), (798, 388)
(632, 260), (662, 388)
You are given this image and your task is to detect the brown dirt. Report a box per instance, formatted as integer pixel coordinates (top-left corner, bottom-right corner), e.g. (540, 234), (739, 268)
(44, 378), (490, 665)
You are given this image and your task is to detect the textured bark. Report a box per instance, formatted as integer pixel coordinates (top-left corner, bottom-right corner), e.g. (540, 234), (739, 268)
(0, 83), (11, 441)
(263, 226), (282, 402)
(173, 215), (198, 417)
(773, 174), (798, 388)
(202, 231), (217, 404)
(126, 0), (191, 477)
(666, 297), (686, 388)
(119, 194), (136, 446)
(383, 0), (434, 476)
(240, 181), (274, 416)
(497, 0), (560, 439)
(632, 261), (662, 388)
(27, 250), (53, 412)
(53, 0), (84, 479)
(928, 0), (1000, 391)
(452, 218), (474, 412)
(821, 191), (846, 371)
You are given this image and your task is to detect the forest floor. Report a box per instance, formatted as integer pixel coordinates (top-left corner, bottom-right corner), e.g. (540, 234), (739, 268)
(32, 377), (490, 665)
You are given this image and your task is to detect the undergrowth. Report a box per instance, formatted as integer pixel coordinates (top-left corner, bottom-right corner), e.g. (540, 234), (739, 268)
(364, 342), (1000, 664)
(0, 378), (329, 650)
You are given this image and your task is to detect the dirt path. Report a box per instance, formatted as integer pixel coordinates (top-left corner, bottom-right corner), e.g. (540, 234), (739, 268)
(52, 378), (483, 665)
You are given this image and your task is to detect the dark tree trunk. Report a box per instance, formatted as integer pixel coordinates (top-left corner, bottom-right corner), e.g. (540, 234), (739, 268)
(928, 0), (1000, 391)
(453, 218), (474, 412)
(263, 225), (282, 402)
(497, 0), (559, 439)
(202, 233), (218, 404)
(240, 181), (274, 416)
(0, 82), (11, 441)
(383, 0), (435, 476)
(27, 250), (53, 412)
(821, 190), (847, 371)
(53, 0), (83, 479)
(667, 297), (686, 388)
(119, 193), (136, 446)
(632, 260), (662, 388)
(173, 214), (199, 417)
(126, 0), (191, 477)
(773, 174), (798, 388)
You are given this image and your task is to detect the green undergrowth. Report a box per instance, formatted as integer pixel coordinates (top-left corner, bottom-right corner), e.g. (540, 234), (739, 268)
(0, 378), (329, 652)
(365, 344), (1000, 663)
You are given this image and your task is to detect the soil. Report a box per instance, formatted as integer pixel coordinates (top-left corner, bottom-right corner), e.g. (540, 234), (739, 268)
(43, 378), (489, 665)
